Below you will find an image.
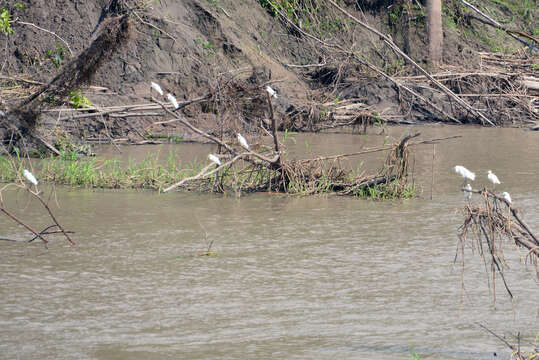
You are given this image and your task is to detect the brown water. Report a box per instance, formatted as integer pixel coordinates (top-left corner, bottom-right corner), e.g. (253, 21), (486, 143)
(1, 125), (538, 359)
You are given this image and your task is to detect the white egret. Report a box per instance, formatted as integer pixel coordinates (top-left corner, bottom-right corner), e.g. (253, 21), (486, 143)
(265, 85), (277, 99)
(23, 169), (38, 186)
(464, 183), (472, 201)
(208, 154), (221, 166)
(487, 170), (500, 188)
(502, 191), (511, 204)
(167, 93), (179, 109)
(454, 165), (475, 184)
(151, 82), (164, 96)
(237, 133), (249, 149)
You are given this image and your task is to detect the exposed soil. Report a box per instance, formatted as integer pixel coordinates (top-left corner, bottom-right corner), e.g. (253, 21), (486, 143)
(0, 0), (537, 153)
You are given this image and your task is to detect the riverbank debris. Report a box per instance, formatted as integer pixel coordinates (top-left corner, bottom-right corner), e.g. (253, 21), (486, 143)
(150, 90), (460, 197)
(457, 186), (539, 307)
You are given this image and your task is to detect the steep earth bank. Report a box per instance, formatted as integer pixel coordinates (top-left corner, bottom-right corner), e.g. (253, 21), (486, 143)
(0, 0), (537, 153)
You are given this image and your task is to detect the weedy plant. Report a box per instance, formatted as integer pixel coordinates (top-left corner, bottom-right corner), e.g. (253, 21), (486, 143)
(68, 89), (92, 109)
(0, 8), (13, 35)
(45, 43), (65, 69)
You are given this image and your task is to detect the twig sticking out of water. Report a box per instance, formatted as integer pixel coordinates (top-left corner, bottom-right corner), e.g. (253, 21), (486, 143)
(0, 182), (75, 247)
(475, 322), (538, 360)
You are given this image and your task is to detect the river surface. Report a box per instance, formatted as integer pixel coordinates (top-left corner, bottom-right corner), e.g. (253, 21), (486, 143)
(1, 125), (538, 359)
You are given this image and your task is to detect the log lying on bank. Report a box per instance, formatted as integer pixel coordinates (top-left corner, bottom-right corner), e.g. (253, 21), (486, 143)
(0, 15), (131, 154)
(457, 187), (539, 306)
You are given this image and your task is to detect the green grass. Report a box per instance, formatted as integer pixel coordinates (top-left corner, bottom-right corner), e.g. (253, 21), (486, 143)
(0, 152), (417, 199)
(145, 133), (184, 143)
(356, 180), (417, 200)
(0, 152), (204, 192)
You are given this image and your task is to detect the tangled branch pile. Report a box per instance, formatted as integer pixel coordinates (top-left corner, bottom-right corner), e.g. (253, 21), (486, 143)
(457, 188), (539, 304)
(155, 90), (418, 197)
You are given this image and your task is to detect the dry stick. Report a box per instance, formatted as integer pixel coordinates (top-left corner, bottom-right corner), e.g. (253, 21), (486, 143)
(327, 0), (495, 126)
(458, 0), (538, 48)
(266, 92), (281, 159)
(132, 11), (177, 42)
(477, 220), (513, 300)
(163, 155), (242, 192)
(151, 98), (279, 164)
(476, 322), (517, 352)
(430, 143), (435, 200)
(26, 188), (75, 246)
(463, 189), (539, 257)
(301, 135), (461, 163)
(15, 21), (74, 56)
(0, 207), (48, 244)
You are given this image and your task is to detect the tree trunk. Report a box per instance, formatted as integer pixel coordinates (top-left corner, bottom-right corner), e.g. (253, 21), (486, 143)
(427, 0), (443, 66)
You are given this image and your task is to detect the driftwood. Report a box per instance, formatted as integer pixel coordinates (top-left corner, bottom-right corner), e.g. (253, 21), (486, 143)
(458, 187), (539, 307)
(0, 183), (75, 246)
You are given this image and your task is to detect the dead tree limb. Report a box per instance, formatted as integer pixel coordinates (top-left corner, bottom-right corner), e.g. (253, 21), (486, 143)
(458, 0), (538, 49)
(25, 188), (75, 246)
(0, 207), (49, 244)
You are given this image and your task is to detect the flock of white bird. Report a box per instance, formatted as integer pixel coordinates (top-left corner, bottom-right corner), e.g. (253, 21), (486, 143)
(21, 85), (273, 186)
(454, 165), (511, 204)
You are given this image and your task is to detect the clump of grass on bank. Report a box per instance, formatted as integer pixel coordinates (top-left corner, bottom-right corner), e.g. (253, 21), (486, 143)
(0, 152), (205, 192)
(0, 151), (418, 199)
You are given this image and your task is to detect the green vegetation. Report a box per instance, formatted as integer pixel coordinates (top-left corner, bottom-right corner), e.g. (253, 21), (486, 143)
(194, 37), (215, 57)
(145, 133), (184, 143)
(0, 150), (417, 199)
(406, 350), (421, 360)
(258, 0), (346, 37)
(68, 90), (92, 109)
(357, 180), (417, 200)
(0, 8), (13, 35)
(45, 43), (65, 69)
(0, 152), (204, 192)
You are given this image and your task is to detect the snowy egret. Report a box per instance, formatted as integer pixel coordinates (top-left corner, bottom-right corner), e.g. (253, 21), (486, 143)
(208, 154), (221, 166)
(167, 93), (179, 109)
(464, 183), (472, 201)
(454, 165), (475, 183)
(265, 85), (277, 99)
(151, 82), (164, 96)
(23, 169), (38, 186)
(237, 133), (249, 149)
(487, 170), (500, 188)
(502, 191), (511, 204)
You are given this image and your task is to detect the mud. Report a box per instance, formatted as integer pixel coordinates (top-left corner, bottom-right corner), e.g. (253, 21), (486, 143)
(0, 0), (536, 151)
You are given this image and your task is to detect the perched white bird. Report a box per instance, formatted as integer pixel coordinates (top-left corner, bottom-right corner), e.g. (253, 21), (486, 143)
(208, 154), (221, 166)
(454, 165), (475, 181)
(265, 85), (277, 99)
(464, 183), (472, 201)
(151, 82), (164, 96)
(23, 169), (38, 186)
(487, 170), (500, 187)
(502, 191), (511, 204)
(167, 93), (179, 109)
(237, 133), (249, 149)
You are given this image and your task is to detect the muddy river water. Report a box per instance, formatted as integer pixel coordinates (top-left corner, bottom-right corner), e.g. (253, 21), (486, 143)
(1, 125), (538, 359)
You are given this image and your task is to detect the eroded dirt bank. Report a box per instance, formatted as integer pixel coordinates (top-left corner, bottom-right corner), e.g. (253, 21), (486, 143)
(0, 0), (537, 153)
